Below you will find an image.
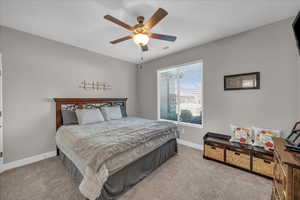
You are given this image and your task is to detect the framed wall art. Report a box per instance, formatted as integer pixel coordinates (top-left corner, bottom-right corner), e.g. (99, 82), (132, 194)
(224, 72), (260, 90)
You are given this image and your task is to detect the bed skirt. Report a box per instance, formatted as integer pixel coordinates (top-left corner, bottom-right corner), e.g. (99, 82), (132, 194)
(59, 139), (178, 200)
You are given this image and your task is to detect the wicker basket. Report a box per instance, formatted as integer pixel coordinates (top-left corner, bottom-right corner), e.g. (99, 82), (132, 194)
(226, 149), (250, 170)
(253, 157), (274, 177)
(204, 144), (224, 162)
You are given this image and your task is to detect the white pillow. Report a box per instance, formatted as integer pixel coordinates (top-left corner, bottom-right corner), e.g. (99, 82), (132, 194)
(101, 106), (123, 120)
(75, 109), (105, 125)
(229, 124), (253, 145)
(252, 127), (280, 150)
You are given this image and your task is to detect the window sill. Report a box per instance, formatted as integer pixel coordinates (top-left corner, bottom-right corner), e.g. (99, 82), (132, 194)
(159, 119), (203, 129)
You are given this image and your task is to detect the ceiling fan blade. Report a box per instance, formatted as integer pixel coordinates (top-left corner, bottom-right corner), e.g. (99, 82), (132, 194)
(149, 33), (177, 42)
(110, 35), (132, 44)
(104, 15), (134, 31)
(141, 45), (149, 52)
(144, 8), (168, 30)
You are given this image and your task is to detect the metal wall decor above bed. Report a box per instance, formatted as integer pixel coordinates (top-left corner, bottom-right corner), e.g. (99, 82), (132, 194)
(53, 98), (127, 130)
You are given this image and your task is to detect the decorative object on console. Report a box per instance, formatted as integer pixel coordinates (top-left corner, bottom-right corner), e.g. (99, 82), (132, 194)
(229, 124), (252, 145)
(285, 121), (300, 152)
(252, 127), (280, 150)
(224, 72), (260, 90)
(79, 80), (112, 91)
(292, 121), (300, 131)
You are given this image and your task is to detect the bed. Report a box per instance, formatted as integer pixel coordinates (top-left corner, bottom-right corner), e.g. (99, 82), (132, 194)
(54, 98), (179, 200)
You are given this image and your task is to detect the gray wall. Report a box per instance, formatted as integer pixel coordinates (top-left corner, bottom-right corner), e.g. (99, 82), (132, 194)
(0, 26), (137, 163)
(137, 18), (299, 145)
(0, 17), (298, 163)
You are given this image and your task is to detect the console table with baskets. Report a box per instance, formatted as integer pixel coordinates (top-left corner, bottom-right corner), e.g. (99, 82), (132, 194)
(203, 132), (274, 178)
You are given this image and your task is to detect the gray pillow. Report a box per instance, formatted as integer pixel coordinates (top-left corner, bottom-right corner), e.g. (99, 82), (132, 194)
(120, 105), (127, 117)
(75, 109), (105, 125)
(62, 110), (78, 125)
(101, 106), (123, 120)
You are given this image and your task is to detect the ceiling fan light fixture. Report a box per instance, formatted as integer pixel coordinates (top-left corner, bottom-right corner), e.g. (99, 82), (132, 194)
(104, 8), (177, 52)
(133, 33), (149, 46)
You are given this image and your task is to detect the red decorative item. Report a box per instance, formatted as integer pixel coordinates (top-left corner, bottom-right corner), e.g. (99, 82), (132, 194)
(240, 138), (246, 143)
(265, 141), (273, 148)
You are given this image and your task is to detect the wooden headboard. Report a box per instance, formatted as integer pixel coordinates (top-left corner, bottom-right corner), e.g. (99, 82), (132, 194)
(54, 98), (128, 130)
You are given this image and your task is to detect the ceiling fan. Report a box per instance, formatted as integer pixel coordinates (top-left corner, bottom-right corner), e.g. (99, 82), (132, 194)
(104, 8), (177, 52)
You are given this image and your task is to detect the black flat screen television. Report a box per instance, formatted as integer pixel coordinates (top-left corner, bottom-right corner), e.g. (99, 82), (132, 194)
(293, 11), (300, 55)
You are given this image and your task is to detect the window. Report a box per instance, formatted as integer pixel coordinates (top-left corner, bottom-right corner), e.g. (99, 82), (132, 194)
(158, 61), (203, 127)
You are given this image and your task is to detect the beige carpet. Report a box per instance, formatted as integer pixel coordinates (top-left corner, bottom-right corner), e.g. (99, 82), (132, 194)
(0, 145), (272, 200)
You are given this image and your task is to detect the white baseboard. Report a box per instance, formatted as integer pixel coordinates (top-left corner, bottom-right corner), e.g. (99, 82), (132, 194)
(177, 139), (203, 150)
(0, 151), (56, 173)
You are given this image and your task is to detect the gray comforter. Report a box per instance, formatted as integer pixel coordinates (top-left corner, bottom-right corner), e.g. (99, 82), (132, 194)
(56, 117), (179, 200)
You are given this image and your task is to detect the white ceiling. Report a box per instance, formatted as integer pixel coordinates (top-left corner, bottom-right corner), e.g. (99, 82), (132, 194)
(1, 0), (300, 63)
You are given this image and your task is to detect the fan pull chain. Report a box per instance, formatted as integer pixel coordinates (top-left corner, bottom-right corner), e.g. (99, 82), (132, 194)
(138, 51), (144, 69)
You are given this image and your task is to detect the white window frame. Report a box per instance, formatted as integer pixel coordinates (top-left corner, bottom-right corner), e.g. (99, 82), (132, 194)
(157, 60), (204, 129)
